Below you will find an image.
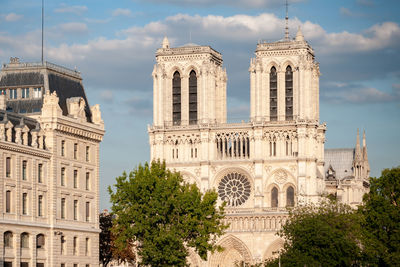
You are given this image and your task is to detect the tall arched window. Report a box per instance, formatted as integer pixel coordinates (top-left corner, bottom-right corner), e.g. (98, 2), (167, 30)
(21, 232), (29, 248)
(286, 186), (294, 207)
(270, 67), (278, 121)
(285, 66), (293, 120)
(271, 187), (278, 208)
(172, 71), (181, 125)
(189, 70), (197, 124)
(4, 231), (13, 248)
(36, 234), (45, 249)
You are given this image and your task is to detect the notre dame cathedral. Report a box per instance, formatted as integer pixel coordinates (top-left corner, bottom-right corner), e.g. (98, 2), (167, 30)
(148, 28), (370, 266)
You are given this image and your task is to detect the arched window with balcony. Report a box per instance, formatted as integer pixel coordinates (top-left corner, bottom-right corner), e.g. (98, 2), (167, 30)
(270, 67), (278, 121)
(271, 187), (278, 208)
(172, 71), (181, 125)
(285, 66), (293, 120)
(286, 186), (295, 207)
(189, 70), (197, 124)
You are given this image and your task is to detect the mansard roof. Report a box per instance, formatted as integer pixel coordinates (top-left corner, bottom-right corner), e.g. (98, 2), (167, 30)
(0, 60), (92, 122)
(324, 148), (354, 180)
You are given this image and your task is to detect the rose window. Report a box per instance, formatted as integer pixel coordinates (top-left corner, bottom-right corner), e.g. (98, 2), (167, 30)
(218, 172), (251, 207)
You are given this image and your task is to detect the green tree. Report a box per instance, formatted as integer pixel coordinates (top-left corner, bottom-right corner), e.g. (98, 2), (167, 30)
(99, 211), (136, 266)
(99, 211), (113, 267)
(108, 161), (227, 266)
(361, 167), (400, 266)
(265, 200), (363, 267)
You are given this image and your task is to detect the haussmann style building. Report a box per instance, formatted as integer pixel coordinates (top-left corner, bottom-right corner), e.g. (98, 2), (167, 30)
(0, 58), (105, 267)
(148, 29), (370, 266)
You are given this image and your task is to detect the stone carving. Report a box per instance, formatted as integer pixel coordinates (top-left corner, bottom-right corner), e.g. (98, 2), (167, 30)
(274, 170), (288, 184)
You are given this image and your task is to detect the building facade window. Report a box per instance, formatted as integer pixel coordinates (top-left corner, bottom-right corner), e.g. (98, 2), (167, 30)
(6, 190), (11, 213)
(9, 88), (17, 99)
(271, 187), (278, 208)
(172, 71), (181, 125)
(38, 195), (43, 217)
(61, 236), (66, 255)
(22, 193), (28, 215)
(33, 87), (42, 98)
(0, 89), (6, 95)
(286, 186), (295, 207)
(86, 202), (90, 222)
(38, 163), (43, 183)
(74, 200), (78, 220)
(86, 146), (90, 162)
(36, 234), (45, 249)
(285, 66), (293, 120)
(86, 172), (90, 190)
(4, 262), (12, 267)
(4, 231), (13, 248)
(21, 88), (29, 98)
(74, 170), (78, 188)
(61, 167), (66, 186)
(85, 238), (89, 256)
(270, 67), (278, 121)
(6, 157), (11, 177)
(22, 160), (27, 180)
(61, 140), (65, 156)
(189, 70), (197, 124)
(61, 198), (66, 219)
(73, 236), (78, 255)
(74, 143), (78, 159)
(21, 232), (29, 248)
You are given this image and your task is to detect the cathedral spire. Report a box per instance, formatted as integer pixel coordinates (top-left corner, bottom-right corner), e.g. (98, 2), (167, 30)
(285, 0), (289, 41)
(362, 129), (368, 161)
(355, 128), (362, 162)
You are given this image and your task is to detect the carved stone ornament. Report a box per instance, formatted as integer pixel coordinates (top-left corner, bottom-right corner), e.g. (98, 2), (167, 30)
(274, 170), (288, 184)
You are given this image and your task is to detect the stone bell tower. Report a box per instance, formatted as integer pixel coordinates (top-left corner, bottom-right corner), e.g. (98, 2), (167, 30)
(152, 37), (227, 127)
(249, 28), (320, 122)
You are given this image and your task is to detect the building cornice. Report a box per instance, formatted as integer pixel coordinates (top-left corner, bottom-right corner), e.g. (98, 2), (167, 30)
(0, 141), (51, 158)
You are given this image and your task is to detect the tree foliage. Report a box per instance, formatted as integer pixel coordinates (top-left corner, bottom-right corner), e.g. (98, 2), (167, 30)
(265, 200), (363, 267)
(108, 161), (227, 267)
(360, 167), (400, 266)
(99, 211), (114, 267)
(99, 211), (135, 266)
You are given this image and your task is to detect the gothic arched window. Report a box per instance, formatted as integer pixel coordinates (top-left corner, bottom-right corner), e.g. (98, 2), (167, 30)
(172, 71), (181, 125)
(270, 67), (278, 121)
(285, 66), (293, 120)
(189, 70), (197, 124)
(286, 186), (294, 207)
(271, 187), (278, 208)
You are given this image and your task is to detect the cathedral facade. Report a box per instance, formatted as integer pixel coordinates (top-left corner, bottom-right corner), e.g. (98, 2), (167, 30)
(0, 58), (104, 267)
(148, 30), (370, 266)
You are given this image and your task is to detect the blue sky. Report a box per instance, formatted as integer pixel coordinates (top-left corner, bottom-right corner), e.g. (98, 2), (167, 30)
(1, 0), (399, 210)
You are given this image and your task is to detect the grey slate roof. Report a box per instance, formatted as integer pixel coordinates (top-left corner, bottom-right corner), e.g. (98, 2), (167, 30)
(0, 72), (44, 87)
(324, 148), (355, 180)
(0, 65), (92, 122)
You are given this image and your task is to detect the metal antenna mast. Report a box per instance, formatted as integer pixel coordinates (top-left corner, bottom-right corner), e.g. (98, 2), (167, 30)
(41, 0), (44, 63)
(285, 0), (289, 40)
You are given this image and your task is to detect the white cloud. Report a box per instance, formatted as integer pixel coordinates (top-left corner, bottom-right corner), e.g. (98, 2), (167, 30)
(135, 0), (304, 8)
(58, 22), (89, 34)
(112, 8), (132, 17)
(55, 4), (88, 15)
(323, 82), (400, 104)
(4, 13), (23, 22)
